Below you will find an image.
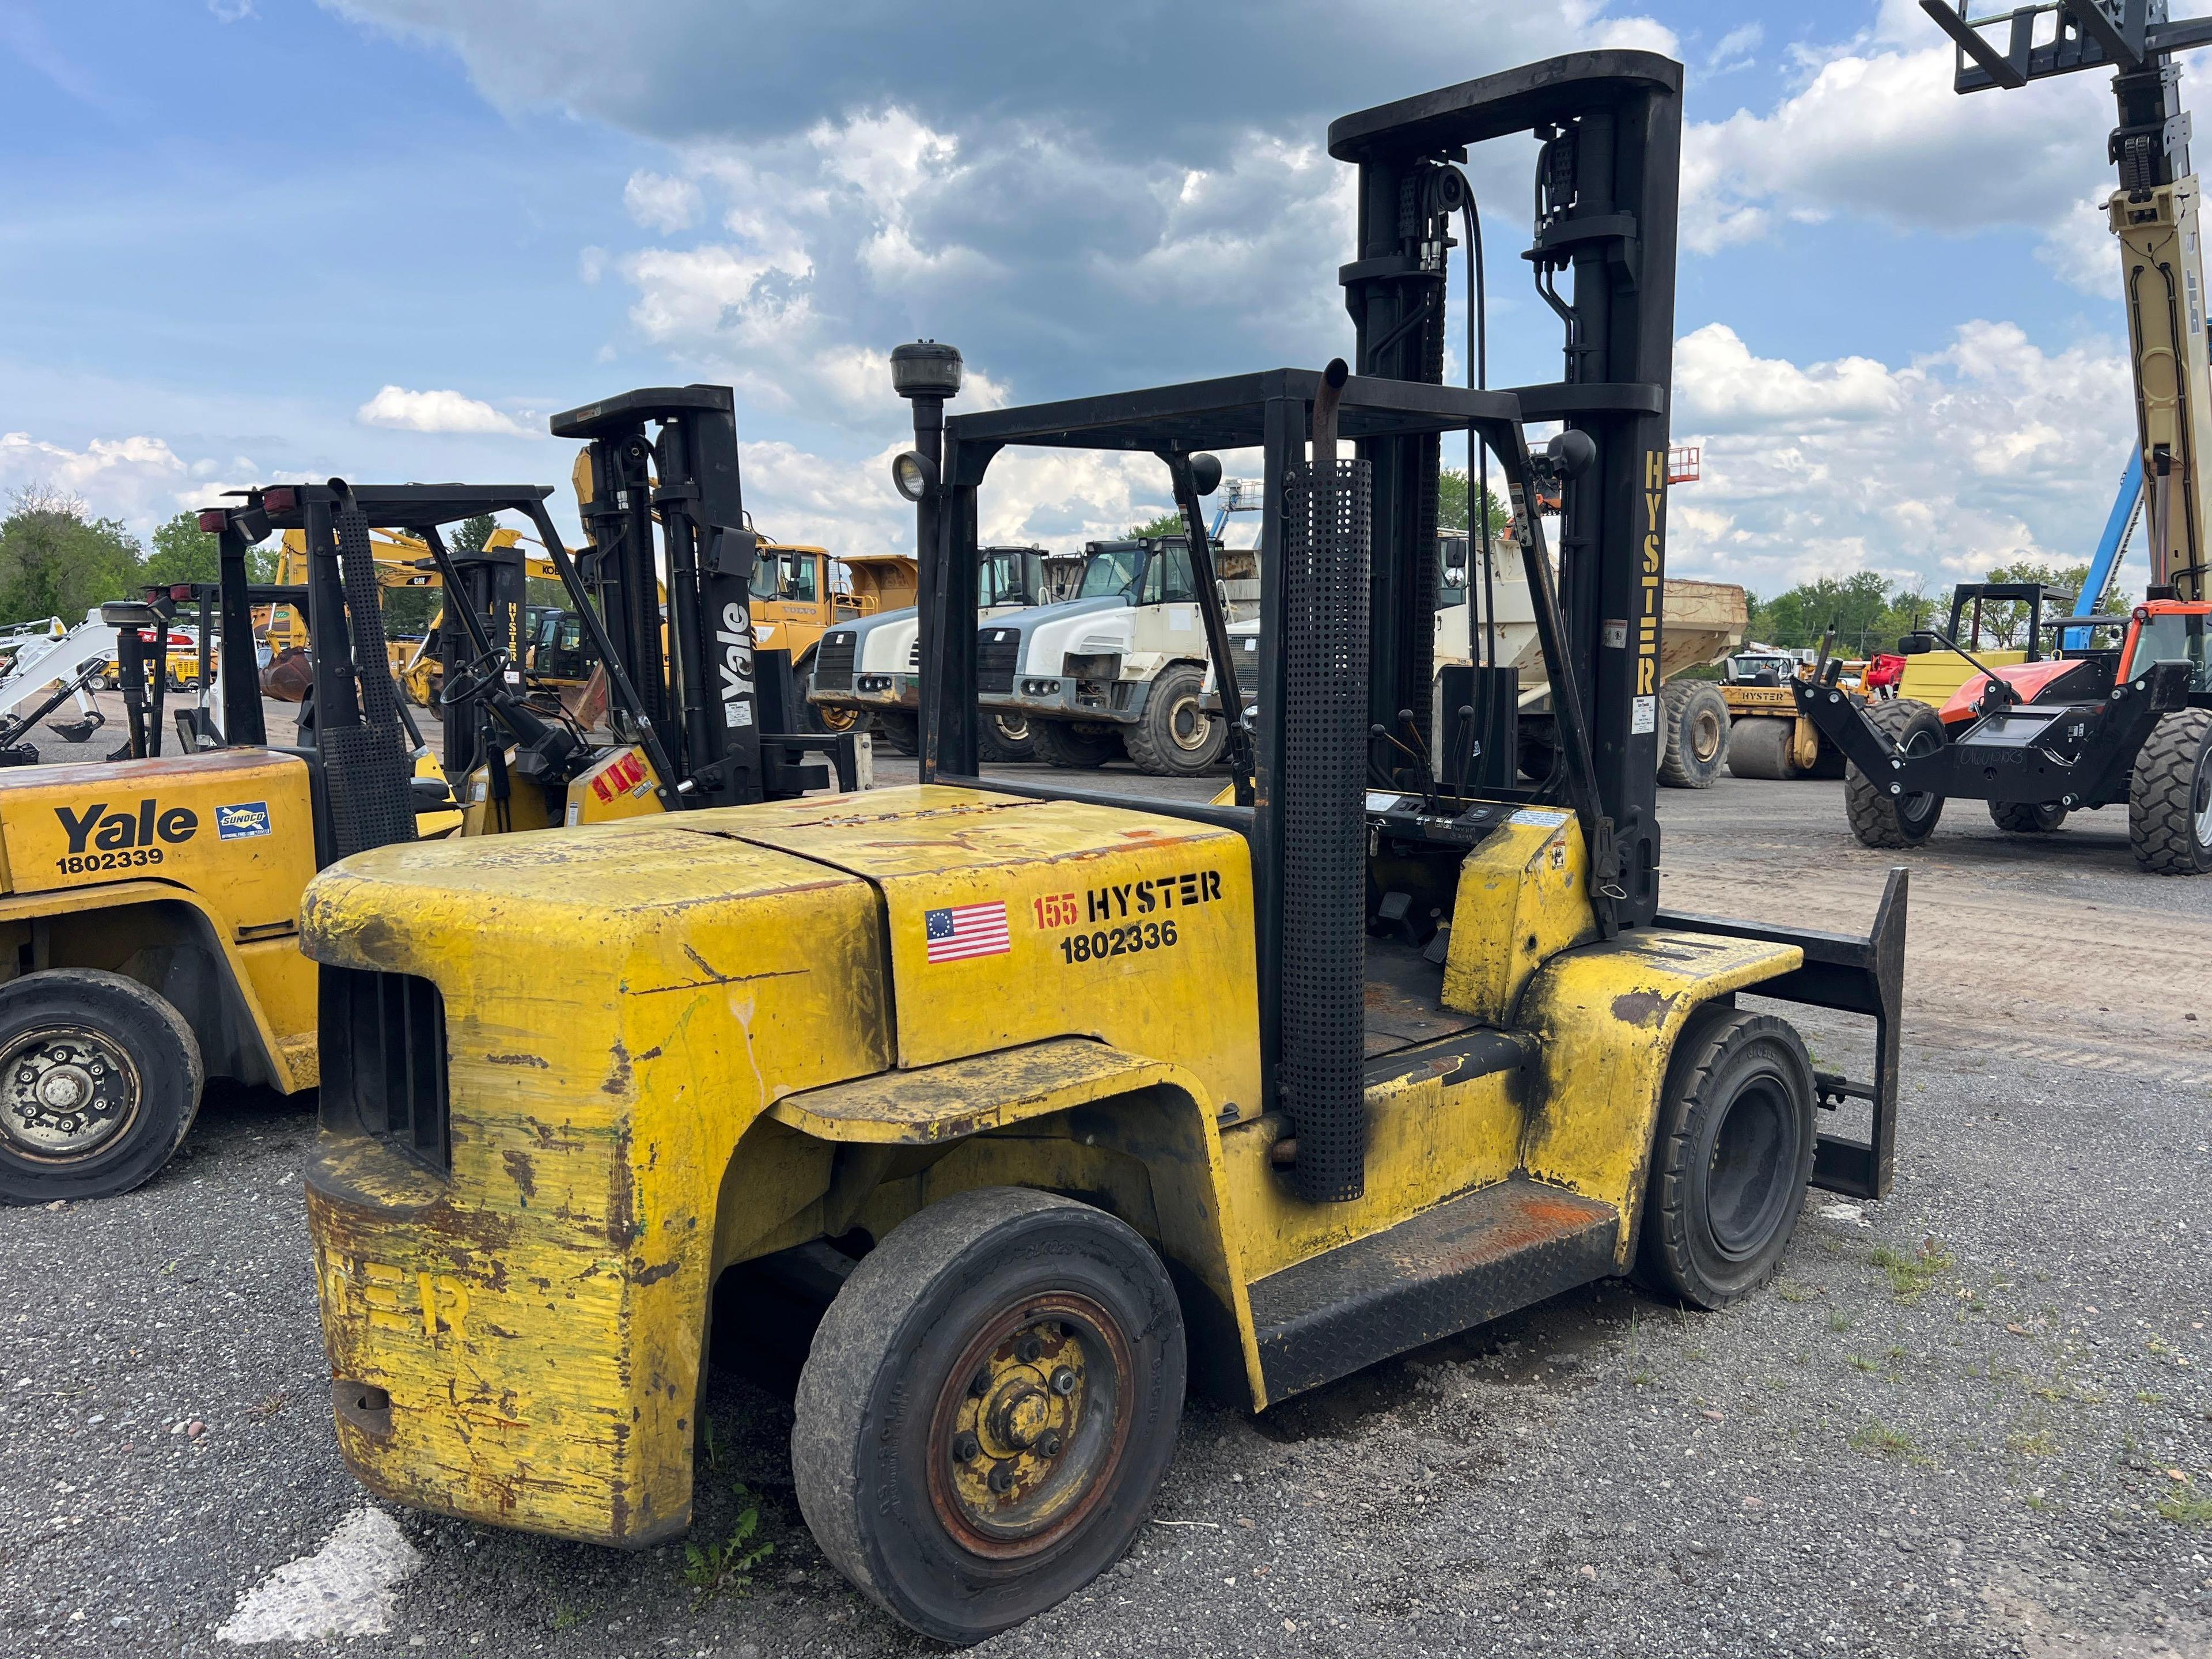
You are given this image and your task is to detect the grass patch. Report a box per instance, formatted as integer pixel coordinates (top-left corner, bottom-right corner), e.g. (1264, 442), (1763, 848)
(2157, 1483), (2212, 1528)
(1828, 1306), (1855, 1334)
(1847, 1355), (1881, 1374)
(1850, 1419), (1925, 1461)
(1870, 1239), (1955, 1303)
(682, 1483), (775, 1604)
(2005, 1429), (2058, 1457)
(1777, 1280), (1820, 1304)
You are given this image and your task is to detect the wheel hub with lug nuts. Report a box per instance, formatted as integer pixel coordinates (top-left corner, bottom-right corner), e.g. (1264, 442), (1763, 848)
(930, 1297), (1130, 1556)
(0, 1026), (139, 1160)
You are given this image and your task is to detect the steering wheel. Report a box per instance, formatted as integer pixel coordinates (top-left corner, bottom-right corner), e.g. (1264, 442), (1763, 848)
(440, 650), (513, 708)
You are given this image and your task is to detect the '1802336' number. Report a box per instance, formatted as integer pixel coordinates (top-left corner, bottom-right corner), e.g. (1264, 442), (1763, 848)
(1059, 920), (1177, 964)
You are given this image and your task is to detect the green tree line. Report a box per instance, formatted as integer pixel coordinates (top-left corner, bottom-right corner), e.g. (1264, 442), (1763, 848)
(0, 486), (286, 627)
(1745, 558), (2125, 657)
(0, 490), (521, 637)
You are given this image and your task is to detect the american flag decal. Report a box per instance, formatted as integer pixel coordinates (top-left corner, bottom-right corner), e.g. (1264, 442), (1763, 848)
(924, 901), (1011, 964)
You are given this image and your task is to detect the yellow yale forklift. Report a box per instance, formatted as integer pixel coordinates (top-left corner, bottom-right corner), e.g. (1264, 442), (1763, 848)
(300, 52), (1907, 1643)
(0, 453), (850, 1206)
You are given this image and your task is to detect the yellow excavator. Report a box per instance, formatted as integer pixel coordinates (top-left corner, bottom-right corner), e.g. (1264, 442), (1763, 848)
(300, 55), (1907, 1646)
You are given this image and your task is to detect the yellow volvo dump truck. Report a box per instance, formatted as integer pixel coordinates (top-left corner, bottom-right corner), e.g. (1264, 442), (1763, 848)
(302, 56), (1906, 1645)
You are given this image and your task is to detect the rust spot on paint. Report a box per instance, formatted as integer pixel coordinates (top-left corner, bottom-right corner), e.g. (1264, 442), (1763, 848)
(502, 1149), (537, 1201)
(1611, 989), (1675, 1028)
(602, 1040), (632, 1097)
(486, 1052), (550, 1069)
(632, 1259), (679, 1287)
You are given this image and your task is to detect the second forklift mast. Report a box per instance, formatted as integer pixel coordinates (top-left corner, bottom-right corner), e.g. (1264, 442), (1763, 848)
(1927, 0), (2212, 600)
(1330, 52), (1683, 927)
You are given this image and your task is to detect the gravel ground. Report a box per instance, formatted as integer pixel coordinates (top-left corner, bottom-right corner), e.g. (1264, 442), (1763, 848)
(3, 759), (2209, 1658)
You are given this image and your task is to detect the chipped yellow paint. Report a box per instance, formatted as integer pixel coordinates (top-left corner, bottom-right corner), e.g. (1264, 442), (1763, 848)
(769, 1037), (1205, 1144)
(302, 779), (1829, 1529)
(1518, 929), (1804, 1264)
(1440, 809), (1597, 1025)
(302, 788), (1264, 1543)
(1221, 1055), (1527, 1284)
(711, 787), (1260, 1115)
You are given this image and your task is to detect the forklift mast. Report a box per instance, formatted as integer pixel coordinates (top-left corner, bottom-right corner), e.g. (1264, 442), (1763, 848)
(552, 386), (771, 806)
(1331, 51), (1683, 925)
(1925, 0), (2212, 600)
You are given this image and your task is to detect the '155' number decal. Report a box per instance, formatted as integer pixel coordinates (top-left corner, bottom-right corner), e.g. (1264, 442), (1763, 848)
(1033, 892), (1080, 929)
(1060, 921), (1177, 964)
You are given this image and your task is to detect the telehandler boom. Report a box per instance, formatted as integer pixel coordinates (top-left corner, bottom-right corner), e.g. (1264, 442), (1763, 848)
(1802, 2), (2212, 869)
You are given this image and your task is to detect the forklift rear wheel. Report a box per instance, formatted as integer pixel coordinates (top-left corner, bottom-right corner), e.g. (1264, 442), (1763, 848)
(2129, 707), (2212, 874)
(1029, 721), (1123, 769)
(1637, 1007), (1816, 1310)
(791, 1187), (1185, 1645)
(1124, 664), (1225, 776)
(0, 970), (203, 1206)
(1988, 800), (2067, 834)
(1843, 700), (1945, 848)
(977, 712), (1036, 763)
(1656, 681), (1728, 789)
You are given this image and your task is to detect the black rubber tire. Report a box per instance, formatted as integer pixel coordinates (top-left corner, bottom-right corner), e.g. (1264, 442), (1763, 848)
(1635, 1006), (1816, 1310)
(871, 711), (920, 756)
(0, 970), (203, 1205)
(1656, 681), (1729, 790)
(1029, 720), (1123, 769)
(1989, 800), (2068, 834)
(1122, 664), (1224, 777)
(976, 712), (1036, 764)
(1843, 699), (1946, 849)
(2128, 707), (2212, 874)
(791, 1187), (1185, 1645)
(1724, 715), (1801, 781)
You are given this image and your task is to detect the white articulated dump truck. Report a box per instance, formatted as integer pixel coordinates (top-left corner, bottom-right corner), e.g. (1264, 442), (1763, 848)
(975, 533), (1263, 775)
(1211, 529), (1746, 788)
(808, 545), (1049, 760)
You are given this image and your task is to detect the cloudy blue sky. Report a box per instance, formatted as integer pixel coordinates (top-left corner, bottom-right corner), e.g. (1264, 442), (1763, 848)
(0, 0), (2168, 595)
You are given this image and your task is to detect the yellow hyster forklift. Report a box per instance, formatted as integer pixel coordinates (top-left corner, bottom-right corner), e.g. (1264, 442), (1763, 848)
(300, 53), (1906, 1644)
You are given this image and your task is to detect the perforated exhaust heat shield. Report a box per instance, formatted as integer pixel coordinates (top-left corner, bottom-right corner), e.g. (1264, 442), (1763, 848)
(1281, 363), (1370, 1203)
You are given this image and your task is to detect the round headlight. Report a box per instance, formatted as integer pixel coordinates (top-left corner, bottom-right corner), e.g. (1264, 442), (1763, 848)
(891, 449), (939, 503)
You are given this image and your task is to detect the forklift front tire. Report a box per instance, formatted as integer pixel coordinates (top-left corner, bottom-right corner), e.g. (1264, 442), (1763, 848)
(1636, 1007), (1816, 1310)
(2129, 707), (2212, 875)
(792, 1187), (1185, 1645)
(1843, 700), (1945, 849)
(0, 970), (204, 1206)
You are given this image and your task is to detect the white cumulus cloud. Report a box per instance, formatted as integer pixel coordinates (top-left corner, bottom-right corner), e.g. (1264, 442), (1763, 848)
(357, 385), (535, 437)
(1669, 320), (2134, 593)
(622, 169), (700, 233)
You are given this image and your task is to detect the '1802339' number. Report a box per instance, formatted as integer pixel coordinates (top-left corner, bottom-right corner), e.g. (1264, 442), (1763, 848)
(56, 848), (165, 874)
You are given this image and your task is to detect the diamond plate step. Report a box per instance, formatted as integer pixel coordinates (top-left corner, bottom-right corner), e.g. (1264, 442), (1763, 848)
(1249, 1177), (1619, 1402)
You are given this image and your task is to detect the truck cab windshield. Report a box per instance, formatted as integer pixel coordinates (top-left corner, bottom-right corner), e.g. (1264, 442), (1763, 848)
(1076, 545), (1145, 599)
